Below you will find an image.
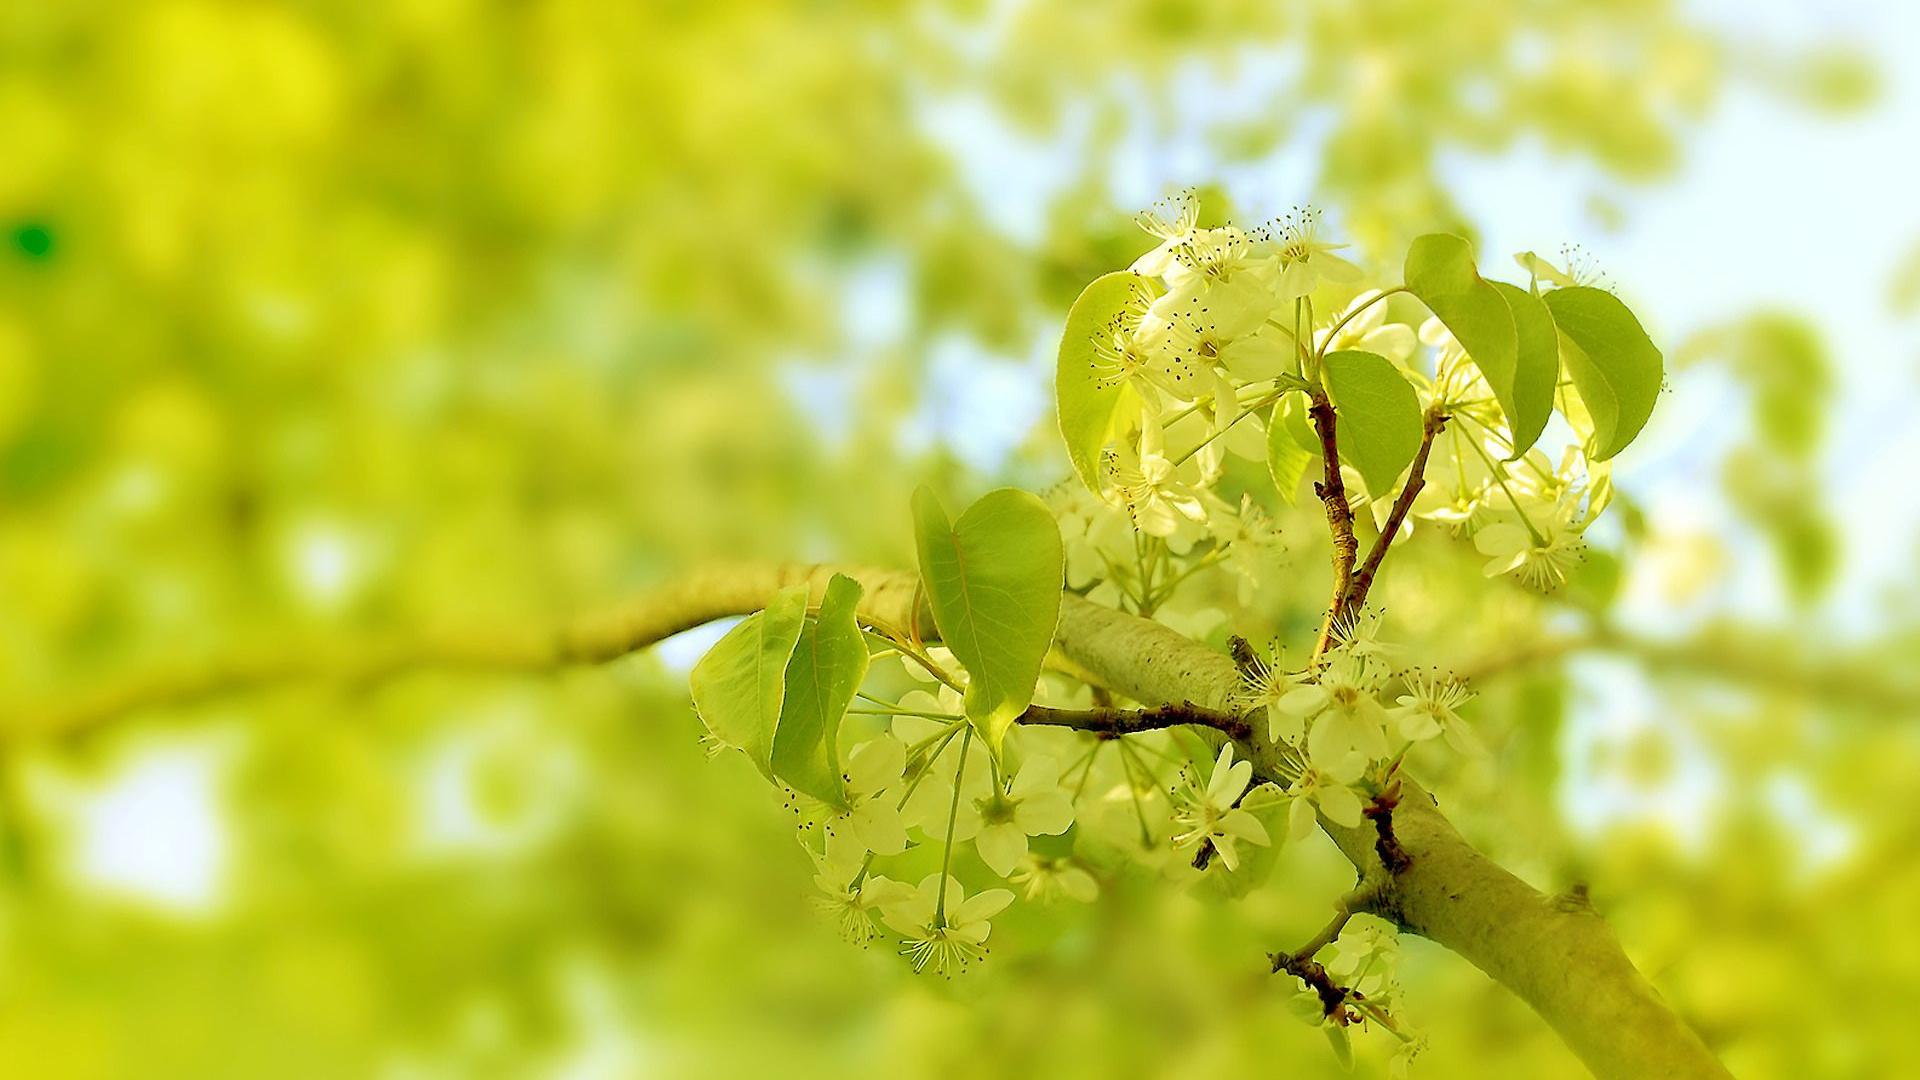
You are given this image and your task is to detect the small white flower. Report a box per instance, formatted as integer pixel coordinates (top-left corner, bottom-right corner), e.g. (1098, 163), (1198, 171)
(881, 874), (1015, 976)
(1474, 502), (1587, 591)
(1390, 670), (1482, 756)
(1131, 190), (1201, 277)
(1287, 741), (1369, 838)
(818, 736), (912, 856)
(1315, 288), (1417, 362)
(1009, 853), (1100, 904)
(1102, 423), (1209, 538)
(967, 755), (1076, 876)
(1170, 745), (1271, 871)
(808, 836), (914, 945)
(1276, 652), (1391, 763)
(1262, 207), (1363, 297)
(1231, 642), (1307, 745)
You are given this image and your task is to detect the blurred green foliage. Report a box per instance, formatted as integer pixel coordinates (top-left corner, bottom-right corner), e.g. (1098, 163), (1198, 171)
(0, 2), (1909, 1078)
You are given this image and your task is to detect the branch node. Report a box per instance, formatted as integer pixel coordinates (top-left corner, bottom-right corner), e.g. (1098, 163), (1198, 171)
(1364, 784), (1413, 875)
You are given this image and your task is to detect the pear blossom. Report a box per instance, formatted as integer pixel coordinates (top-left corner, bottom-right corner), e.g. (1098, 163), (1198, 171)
(880, 874), (1015, 976)
(1206, 493), (1285, 603)
(1009, 853), (1100, 904)
(1474, 499), (1588, 591)
(808, 836), (912, 945)
(1130, 190), (1200, 277)
(1390, 670), (1483, 756)
(819, 736), (913, 855)
(1089, 309), (1190, 415)
(1263, 207), (1363, 297)
(965, 755), (1076, 876)
(1170, 745), (1271, 871)
(1230, 641), (1307, 744)
(1102, 423), (1208, 537)
(1315, 288), (1417, 362)
(1287, 741), (1369, 838)
(1276, 651), (1391, 762)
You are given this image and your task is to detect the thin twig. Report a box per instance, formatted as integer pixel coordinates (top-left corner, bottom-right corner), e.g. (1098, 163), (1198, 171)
(1345, 407), (1450, 613)
(1307, 388), (1358, 662)
(1018, 702), (1252, 742)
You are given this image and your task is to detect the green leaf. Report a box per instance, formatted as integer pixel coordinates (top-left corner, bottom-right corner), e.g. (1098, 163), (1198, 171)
(1322, 350), (1421, 496)
(771, 574), (868, 807)
(1266, 395), (1314, 505)
(1487, 281), (1559, 457)
(1404, 233), (1522, 424)
(1543, 286), (1664, 460)
(911, 487), (1064, 753)
(1324, 1024), (1355, 1071)
(689, 584), (809, 780)
(1056, 271), (1148, 492)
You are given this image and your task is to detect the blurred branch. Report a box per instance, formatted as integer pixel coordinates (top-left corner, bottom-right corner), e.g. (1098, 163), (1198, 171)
(1, 560), (1742, 1076)
(1460, 621), (1920, 715)
(1, 562), (927, 743)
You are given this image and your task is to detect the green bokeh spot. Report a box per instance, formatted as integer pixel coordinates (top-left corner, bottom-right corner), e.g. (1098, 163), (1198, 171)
(13, 222), (56, 261)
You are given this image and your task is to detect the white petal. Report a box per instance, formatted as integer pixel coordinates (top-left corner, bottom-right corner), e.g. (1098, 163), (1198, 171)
(975, 823), (1027, 877)
(954, 886), (1016, 926)
(846, 736), (906, 795)
(1288, 794), (1318, 841)
(1014, 791), (1075, 836)
(1011, 754), (1061, 796)
(1278, 685), (1329, 716)
(1221, 808), (1270, 847)
(1317, 785), (1365, 828)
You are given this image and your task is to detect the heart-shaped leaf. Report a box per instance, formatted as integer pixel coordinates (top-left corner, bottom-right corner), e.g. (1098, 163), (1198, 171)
(912, 487), (1064, 753)
(1543, 286), (1663, 460)
(689, 584), (809, 779)
(770, 574), (869, 807)
(1266, 394), (1315, 505)
(1322, 351), (1422, 497)
(1487, 281), (1560, 457)
(1405, 234), (1527, 429)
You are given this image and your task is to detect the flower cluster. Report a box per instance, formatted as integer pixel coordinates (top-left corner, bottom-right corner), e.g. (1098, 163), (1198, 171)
(1229, 614), (1478, 844)
(1070, 196), (1618, 596)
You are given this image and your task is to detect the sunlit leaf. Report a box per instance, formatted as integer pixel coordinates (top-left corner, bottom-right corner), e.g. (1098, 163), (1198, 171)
(1267, 395), (1315, 505)
(689, 584), (809, 779)
(771, 574), (868, 807)
(1057, 272), (1150, 493)
(1487, 282), (1559, 456)
(1543, 286), (1664, 460)
(1405, 234), (1523, 435)
(912, 487), (1063, 752)
(1323, 351), (1421, 496)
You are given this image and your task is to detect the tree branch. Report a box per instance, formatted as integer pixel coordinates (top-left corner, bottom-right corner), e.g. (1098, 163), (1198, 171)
(1019, 703), (1251, 741)
(1307, 388), (1358, 661)
(7, 560), (1733, 1077)
(1344, 407), (1448, 613)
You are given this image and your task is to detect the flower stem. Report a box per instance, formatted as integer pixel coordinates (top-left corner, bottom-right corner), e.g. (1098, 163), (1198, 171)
(933, 726), (972, 926)
(1312, 285), (1409, 369)
(1456, 413), (1546, 543)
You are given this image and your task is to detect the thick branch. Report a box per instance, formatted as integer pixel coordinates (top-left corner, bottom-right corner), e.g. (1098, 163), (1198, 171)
(1317, 781), (1728, 1078)
(10, 560), (1733, 1078)
(1345, 408), (1448, 613)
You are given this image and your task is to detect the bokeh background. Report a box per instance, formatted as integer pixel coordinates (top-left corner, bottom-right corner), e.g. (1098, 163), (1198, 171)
(3, 1), (1918, 1077)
